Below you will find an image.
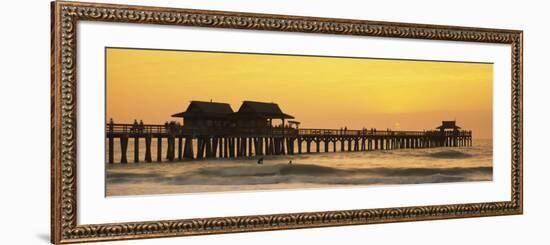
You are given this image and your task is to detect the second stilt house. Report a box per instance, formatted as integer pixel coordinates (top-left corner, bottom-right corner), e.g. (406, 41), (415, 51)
(234, 101), (295, 134)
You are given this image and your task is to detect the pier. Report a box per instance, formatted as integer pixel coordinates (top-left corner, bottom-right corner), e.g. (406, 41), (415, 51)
(106, 101), (472, 164)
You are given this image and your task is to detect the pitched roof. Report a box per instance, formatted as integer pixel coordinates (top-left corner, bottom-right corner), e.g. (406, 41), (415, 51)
(172, 101), (234, 119)
(436, 120), (461, 129)
(235, 101), (294, 119)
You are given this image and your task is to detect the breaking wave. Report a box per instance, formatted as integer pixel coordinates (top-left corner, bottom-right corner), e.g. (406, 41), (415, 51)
(107, 163), (492, 186)
(427, 150), (472, 159)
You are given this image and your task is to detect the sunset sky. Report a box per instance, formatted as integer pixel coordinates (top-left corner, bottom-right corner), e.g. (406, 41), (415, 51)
(106, 48), (493, 139)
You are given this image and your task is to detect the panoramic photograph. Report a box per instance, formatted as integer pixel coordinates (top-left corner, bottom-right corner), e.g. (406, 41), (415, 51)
(105, 47), (493, 196)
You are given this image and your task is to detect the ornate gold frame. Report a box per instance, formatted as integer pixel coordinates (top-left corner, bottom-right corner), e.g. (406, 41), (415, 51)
(51, 1), (523, 243)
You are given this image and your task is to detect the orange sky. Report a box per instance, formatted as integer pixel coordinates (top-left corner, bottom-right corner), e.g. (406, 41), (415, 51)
(106, 48), (493, 139)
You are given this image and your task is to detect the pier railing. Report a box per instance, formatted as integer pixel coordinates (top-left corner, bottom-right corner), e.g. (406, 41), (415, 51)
(107, 123), (298, 136)
(297, 128), (430, 136)
(106, 123), (472, 137)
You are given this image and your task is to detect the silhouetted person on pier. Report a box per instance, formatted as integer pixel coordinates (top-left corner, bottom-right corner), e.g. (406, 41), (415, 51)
(139, 120), (144, 133)
(132, 120), (138, 133)
(108, 118), (114, 133)
(257, 157), (264, 165)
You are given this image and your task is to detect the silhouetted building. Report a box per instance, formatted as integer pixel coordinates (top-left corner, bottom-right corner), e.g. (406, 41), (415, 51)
(436, 120), (461, 132)
(171, 101), (234, 129)
(172, 100), (295, 134)
(233, 101), (294, 130)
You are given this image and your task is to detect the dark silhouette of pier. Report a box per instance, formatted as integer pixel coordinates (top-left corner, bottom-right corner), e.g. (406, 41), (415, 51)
(106, 101), (472, 164)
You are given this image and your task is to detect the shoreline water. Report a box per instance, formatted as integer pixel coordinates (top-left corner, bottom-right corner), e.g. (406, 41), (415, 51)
(106, 139), (493, 196)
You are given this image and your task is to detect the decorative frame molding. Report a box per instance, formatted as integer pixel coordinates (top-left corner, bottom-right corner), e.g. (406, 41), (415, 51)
(51, 1), (523, 243)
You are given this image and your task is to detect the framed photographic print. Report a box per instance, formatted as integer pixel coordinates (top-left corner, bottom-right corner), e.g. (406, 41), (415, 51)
(51, 0), (523, 243)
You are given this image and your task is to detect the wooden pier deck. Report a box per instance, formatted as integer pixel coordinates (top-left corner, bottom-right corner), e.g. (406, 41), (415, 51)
(106, 123), (472, 164)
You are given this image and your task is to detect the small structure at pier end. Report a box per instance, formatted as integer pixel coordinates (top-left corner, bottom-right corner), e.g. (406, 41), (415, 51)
(437, 120), (461, 132)
(435, 120), (472, 147)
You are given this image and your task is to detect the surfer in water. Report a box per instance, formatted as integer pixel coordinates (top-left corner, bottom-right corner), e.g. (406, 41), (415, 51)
(288, 160), (292, 165)
(257, 157), (264, 165)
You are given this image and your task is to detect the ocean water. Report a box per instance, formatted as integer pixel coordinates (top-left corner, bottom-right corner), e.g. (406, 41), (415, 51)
(106, 139), (492, 196)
